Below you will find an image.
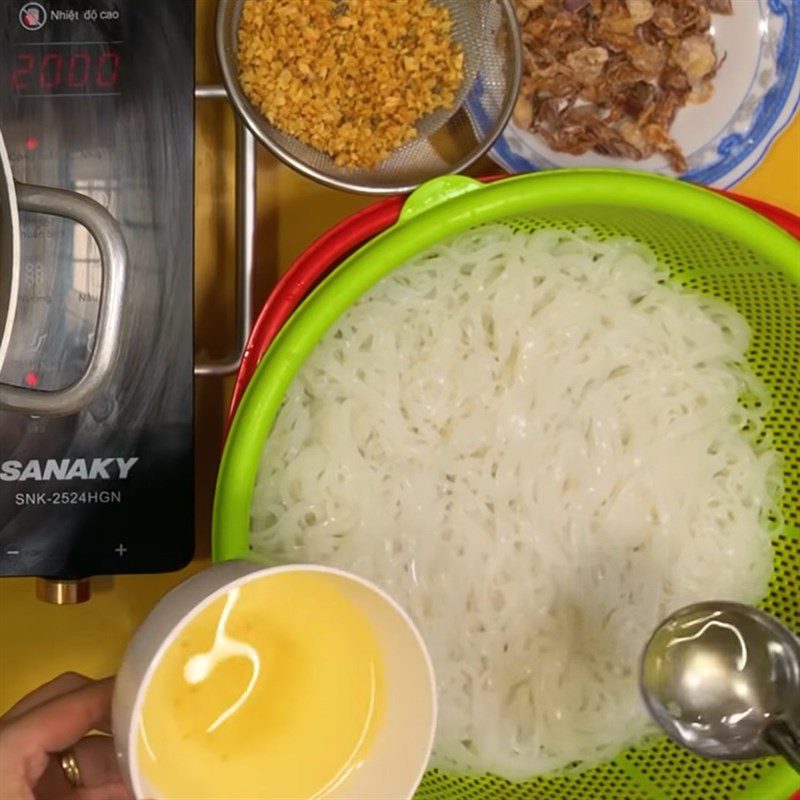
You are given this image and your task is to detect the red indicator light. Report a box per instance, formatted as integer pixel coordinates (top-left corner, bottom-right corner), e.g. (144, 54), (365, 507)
(24, 372), (39, 387)
(26, 137), (37, 151)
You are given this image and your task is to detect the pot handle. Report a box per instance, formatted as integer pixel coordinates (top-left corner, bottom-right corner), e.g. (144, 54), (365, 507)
(0, 184), (127, 416)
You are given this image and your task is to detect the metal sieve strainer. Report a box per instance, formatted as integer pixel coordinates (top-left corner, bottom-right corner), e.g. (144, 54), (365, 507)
(216, 0), (522, 195)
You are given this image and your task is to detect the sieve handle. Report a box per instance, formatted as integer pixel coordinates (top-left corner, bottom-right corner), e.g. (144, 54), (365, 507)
(398, 175), (484, 223)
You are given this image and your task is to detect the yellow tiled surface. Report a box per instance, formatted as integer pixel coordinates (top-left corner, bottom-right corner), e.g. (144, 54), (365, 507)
(1, 0), (798, 713)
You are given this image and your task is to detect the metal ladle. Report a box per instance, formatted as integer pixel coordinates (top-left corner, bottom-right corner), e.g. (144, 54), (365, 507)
(640, 601), (800, 772)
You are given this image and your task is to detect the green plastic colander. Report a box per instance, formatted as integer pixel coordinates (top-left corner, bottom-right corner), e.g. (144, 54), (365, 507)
(214, 170), (800, 800)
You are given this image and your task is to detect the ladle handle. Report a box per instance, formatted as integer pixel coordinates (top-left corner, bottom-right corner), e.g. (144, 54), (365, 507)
(764, 722), (800, 774)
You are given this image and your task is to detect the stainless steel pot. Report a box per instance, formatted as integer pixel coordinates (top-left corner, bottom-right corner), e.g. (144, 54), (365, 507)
(0, 130), (127, 415)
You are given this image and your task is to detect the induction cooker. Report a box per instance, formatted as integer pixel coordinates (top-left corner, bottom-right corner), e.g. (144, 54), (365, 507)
(0, 0), (195, 601)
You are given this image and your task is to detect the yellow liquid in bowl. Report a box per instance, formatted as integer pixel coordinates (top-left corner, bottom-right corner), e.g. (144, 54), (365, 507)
(138, 572), (385, 800)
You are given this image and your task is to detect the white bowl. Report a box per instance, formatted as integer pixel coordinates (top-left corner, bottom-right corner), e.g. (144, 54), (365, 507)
(468, 0), (800, 188)
(112, 561), (437, 800)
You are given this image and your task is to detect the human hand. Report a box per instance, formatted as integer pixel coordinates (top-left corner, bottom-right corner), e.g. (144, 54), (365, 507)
(0, 673), (133, 800)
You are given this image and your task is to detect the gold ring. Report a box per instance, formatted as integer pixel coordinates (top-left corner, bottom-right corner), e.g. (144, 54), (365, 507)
(58, 750), (82, 788)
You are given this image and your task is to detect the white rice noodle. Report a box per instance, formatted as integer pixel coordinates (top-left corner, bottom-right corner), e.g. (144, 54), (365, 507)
(250, 225), (778, 779)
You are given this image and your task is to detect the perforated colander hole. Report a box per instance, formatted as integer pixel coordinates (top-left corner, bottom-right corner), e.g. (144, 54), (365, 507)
(622, 730), (785, 799)
(762, 536), (800, 631)
(416, 763), (652, 800)
(680, 269), (799, 527)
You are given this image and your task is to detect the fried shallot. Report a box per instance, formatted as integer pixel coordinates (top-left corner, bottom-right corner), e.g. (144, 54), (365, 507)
(513, 0), (733, 172)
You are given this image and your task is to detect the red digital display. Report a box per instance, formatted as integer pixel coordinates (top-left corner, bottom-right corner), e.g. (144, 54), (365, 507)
(10, 45), (121, 96)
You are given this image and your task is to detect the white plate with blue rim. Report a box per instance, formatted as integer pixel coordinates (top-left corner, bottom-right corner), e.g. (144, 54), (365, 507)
(468, 0), (799, 188)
